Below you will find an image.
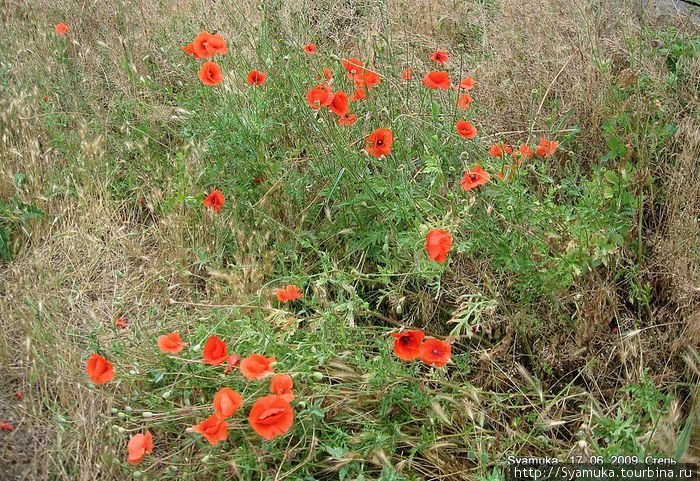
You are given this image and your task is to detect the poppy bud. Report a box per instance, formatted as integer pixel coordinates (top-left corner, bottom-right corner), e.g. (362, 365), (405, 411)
(142, 411), (154, 418)
(111, 408), (118, 414)
(117, 412), (126, 418)
(162, 391), (171, 399)
(201, 455), (211, 463)
(118, 426), (126, 433)
(125, 406), (132, 413)
(311, 371), (323, 381)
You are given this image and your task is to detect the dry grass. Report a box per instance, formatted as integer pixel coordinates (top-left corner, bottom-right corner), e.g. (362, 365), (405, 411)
(1, 0), (699, 479)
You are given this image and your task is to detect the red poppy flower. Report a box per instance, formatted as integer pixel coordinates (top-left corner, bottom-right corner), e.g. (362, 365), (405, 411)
(321, 67), (333, 81)
(338, 113), (357, 126)
(14, 391), (22, 401)
(422, 71), (450, 90)
(203, 336), (229, 365)
(401, 68), (412, 80)
(518, 144), (534, 160)
(329, 91), (349, 117)
(365, 128), (393, 157)
(181, 43), (196, 56)
(0, 422), (14, 431)
(340, 56), (376, 88)
(269, 373), (295, 402)
(192, 32), (213, 58)
(425, 229), (453, 264)
(460, 165), (490, 191)
(192, 32), (228, 59)
(390, 329), (425, 361)
(275, 284), (303, 302)
(127, 431), (153, 465)
(456, 121), (477, 139)
(157, 332), (184, 354)
(54, 23), (69, 35)
(489, 144), (504, 157)
(203, 190), (225, 213)
(206, 34), (228, 55)
(248, 394), (294, 440)
(240, 354), (276, 380)
(223, 354), (240, 374)
(419, 338), (452, 367)
(198, 61), (223, 86)
(191, 32), (212, 58)
(430, 50), (449, 65)
(341, 58), (364, 75)
(351, 89), (367, 101)
(304, 43), (317, 55)
(247, 70), (267, 86)
(86, 353), (115, 384)
(306, 84), (334, 109)
(193, 414), (228, 445)
(213, 388), (243, 418)
(490, 143), (513, 156)
(115, 318), (127, 329)
(456, 94), (473, 110)
(353, 69), (381, 90)
(458, 77), (475, 90)
(536, 137), (559, 157)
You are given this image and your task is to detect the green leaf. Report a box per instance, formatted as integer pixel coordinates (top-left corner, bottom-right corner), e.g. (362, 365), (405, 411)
(325, 446), (346, 459)
(13, 172), (26, 190)
(17, 202), (44, 222)
(150, 369), (166, 384)
(0, 227), (12, 261)
(675, 411), (695, 460)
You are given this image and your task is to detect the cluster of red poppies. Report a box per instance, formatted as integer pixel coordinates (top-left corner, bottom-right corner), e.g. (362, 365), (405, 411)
(187, 41), (559, 268)
(86, 331), (298, 465)
(50, 24), (561, 244)
(390, 329), (451, 367)
(422, 136), (559, 265)
(48, 20), (567, 466)
(303, 56), (383, 126)
(180, 31), (271, 87)
(489, 138), (559, 180)
(86, 280), (305, 464)
(180, 31), (229, 85)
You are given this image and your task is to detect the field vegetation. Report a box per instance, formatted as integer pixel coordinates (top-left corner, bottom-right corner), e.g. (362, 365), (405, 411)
(1, 0), (699, 479)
